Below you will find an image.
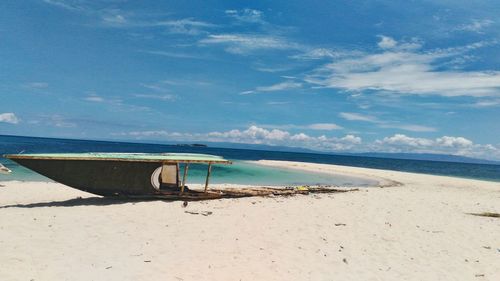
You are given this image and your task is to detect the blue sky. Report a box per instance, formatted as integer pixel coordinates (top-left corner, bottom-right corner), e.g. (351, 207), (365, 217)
(1, 0), (500, 159)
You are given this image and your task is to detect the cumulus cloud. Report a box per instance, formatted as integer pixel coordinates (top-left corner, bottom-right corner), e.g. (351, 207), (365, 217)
(117, 126), (500, 160)
(120, 125), (362, 151)
(0, 113), (19, 124)
(372, 134), (500, 159)
(377, 35), (397, 49)
(306, 37), (500, 98)
(205, 126), (361, 151)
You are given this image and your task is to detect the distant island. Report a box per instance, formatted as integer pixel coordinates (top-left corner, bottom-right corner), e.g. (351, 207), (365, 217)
(175, 143), (208, 148)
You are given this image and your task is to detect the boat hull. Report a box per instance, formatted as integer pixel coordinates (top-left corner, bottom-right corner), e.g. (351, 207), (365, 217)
(11, 158), (161, 196)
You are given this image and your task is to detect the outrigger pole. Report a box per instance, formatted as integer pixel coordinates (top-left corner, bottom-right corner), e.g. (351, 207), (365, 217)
(180, 163), (190, 193)
(204, 163), (212, 192)
(180, 162), (213, 193)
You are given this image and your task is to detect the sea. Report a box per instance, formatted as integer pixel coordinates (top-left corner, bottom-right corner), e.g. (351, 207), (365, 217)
(1, 135), (499, 185)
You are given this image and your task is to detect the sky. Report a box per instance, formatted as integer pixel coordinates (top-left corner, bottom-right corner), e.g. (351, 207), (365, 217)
(1, 0), (500, 160)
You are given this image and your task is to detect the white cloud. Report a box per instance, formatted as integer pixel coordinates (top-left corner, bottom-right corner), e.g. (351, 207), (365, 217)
(253, 65), (294, 73)
(290, 48), (349, 60)
(200, 34), (301, 54)
(340, 112), (437, 132)
(470, 99), (500, 107)
(435, 136), (473, 147)
(127, 130), (170, 137)
(42, 0), (83, 11)
(23, 82), (49, 89)
(266, 101), (290, 105)
(141, 50), (206, 60)
(239, 90), (255, 95)
(43, 1), (215, 35)
(153, 18), (216, 35)
(50, 115), (77, 128)
(82, 94), (149, 112)
(34, 114), (76, 128)
(377, 35), (397, 49)
(134, 94), (176, 101)
(117, 127), (500, 160)
(378, 124), (437, 132)
(457, 19), (494, 33)
(225, 9), (265, 24)
(121, 125), (361, 151)
(84, 94), (105, 102)
(0, 113), (19, 124)
(340, 112), (378, 122)
(259, 123), (343, 131)
(256, 81), (302, 92)
(307, 123), (343, 130)
(240, 80), (302, 95)
(377, 134), (434, 147)
(100, 16), (216, 34)
(306, 38), (500, 98)
(100, 9), (128, 26)
(341, 134), (362, 144)
(371, 134), (500, 159)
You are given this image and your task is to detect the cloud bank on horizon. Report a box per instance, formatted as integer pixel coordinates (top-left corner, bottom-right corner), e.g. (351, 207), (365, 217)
(1, 0), (499, 159)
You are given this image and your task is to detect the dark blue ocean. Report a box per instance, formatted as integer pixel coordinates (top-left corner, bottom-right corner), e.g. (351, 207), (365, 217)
(1, 135), (499, 184)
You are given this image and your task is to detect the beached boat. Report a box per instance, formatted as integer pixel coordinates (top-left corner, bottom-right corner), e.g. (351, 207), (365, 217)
(5, 153), (231, 199)
(5, 152), (354, 200)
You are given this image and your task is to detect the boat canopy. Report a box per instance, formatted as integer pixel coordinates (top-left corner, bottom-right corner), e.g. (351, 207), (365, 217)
(5, 152), (231, 164)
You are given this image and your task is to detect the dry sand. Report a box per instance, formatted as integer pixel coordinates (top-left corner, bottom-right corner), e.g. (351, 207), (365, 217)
(0, 160), (499, 281)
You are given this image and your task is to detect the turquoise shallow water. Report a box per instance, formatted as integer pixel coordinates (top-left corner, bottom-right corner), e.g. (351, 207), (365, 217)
(0, 159), (376, 187)
(181, 161), (375, 186)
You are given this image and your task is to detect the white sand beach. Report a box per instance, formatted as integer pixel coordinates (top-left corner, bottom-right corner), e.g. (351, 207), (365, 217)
(0, 160), (499, 281)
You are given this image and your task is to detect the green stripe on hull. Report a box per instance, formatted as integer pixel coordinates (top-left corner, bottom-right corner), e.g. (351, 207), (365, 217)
(5, 153), (231, 163)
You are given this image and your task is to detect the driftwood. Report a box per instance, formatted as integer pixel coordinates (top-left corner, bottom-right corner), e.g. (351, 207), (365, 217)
(127, 186), (358, 201)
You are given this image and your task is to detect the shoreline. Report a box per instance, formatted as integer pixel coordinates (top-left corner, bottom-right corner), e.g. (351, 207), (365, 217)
(250, 160), (402, 187)
(1, 160), (499, 280)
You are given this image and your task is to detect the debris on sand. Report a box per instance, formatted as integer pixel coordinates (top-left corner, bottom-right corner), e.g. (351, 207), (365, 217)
(184, 210), (213, 216)
(468, 212), (500, 218)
